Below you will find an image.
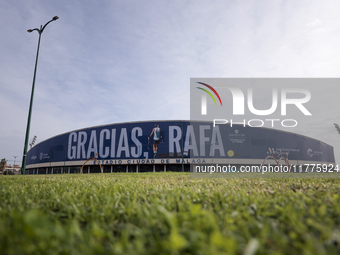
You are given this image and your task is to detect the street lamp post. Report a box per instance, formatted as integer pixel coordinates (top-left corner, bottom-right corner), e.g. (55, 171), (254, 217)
(13, 156), (17, 167)
(13, 156), (17, 174)
(21, 16), (59, 175)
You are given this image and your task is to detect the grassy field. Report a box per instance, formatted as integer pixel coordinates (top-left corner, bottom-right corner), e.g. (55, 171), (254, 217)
(0, 173), (339, 255)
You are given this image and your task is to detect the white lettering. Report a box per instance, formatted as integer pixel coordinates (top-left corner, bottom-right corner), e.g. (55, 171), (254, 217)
(199, 125), (210, 156)
(99, 129), (110, 158)
(281, 119), (298, 127)
(281, 89), (312, 115)
(117, 128), (130, 158)
(131, 127), (142, 157)
(184, 125), (198, 156)
(248, 119), (264, 127)
(210, 126), (225, 156)
(111, 129), (116, 158)
(169, 126), (181, 154)
(68, 132), (77, 159)
(248, 88), (278, 115)
(87, 130), (98, 158)
(77, 131), (87, 159)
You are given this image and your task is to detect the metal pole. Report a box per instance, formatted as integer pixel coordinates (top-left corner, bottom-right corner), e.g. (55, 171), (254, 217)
(21, 16), (59, 175)
(13, 156), (17, 174)
(181, 124), (184, 172)
(21, 29), (42, 175)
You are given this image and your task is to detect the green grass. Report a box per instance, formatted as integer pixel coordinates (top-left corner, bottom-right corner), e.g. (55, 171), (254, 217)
(0, 173), (339, 254)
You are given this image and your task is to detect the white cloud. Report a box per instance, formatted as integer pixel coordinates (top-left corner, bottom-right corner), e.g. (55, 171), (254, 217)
(307, 19), (322, 27)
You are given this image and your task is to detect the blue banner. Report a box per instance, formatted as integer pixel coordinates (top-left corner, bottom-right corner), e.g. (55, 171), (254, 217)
(26, 121), (335, 165)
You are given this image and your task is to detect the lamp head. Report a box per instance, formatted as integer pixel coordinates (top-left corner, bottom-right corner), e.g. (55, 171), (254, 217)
(52, 16), (59, 21)
(27, 29), (33, 33)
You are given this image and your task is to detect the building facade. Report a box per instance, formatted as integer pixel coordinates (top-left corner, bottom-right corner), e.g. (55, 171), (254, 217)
(25, 120), (335, 174)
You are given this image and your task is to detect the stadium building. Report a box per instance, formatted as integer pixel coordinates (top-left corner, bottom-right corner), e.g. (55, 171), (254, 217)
(25, 120), (335, 174)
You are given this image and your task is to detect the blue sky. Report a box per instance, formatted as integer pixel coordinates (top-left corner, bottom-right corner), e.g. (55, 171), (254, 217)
(1, 0), (340, 165)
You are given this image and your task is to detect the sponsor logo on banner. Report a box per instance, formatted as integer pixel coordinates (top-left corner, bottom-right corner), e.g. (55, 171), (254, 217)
(229, 129), (246, 144)
(39, 153), (50, 160)
(307, 148), (323, 158)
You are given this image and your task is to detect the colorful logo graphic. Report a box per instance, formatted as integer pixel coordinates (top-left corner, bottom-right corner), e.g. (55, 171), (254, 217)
(196, 82), (222, 115)
(196, 82), (223, 106)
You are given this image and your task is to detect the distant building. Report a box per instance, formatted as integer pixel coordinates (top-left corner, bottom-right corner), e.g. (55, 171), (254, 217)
(2, 164), (21, 175)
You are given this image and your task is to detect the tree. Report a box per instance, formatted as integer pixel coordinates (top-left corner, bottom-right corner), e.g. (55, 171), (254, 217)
(0, 158), (7, 172)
